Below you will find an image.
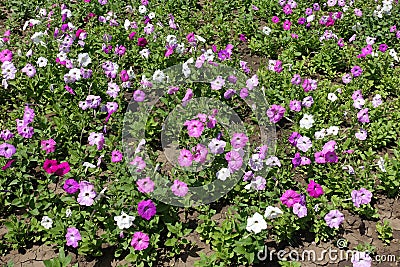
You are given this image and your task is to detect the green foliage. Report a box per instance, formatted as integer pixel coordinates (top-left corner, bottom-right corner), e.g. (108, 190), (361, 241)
(376, 220), (393, 244)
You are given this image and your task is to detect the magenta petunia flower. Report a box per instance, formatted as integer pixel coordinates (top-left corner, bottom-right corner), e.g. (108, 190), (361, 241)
(114, 45), (126, 56)
(322, 140), (337, 153)
(111, 150), (123, 162)
(65, 227), (82, 248)
(184, 120), (204, 138)
(300, 156), (311, 166)
(54, 162), (70, 176)
(133, 89), (146, 102)
(17, 125), (34, 139)
(0, 129), (14, 141)
(283, 20), (292, 30)
(240, 87), (249, 99)
(379, 43), (388, 52)
(314, 151), (326, 164)
(291, 74), (302, 85)
(280, 189), (301, 208)
(357, 108), (370, 123)
(136, 177), (155, 194)
(41, 139), (56, 154)
(130, 156), (146, 172)
(2, 159), (15, 171)
(289, 100), (302, 112)
(182, 89), (193, 106)
(351, 66), (363, 77)
(138, 37), (148, 47)
(0, 49), (13, 63)
(292, 152), (302, 168)
(337, 38), (344, 47)
(272, 16), (280, 24)
(43, 159), (59, 174)
(23, 106), (35, 124)
(0, 143), (16, 158)
(131, 231), (149, 251)
(178, 149), (193, 167)
(230, 133), (249, 149)
(324, 151), (338, 163)
(283, 4), (292, 15)
(192, 144), (208, 164)
(266, 104), (286, 123)
(129, 31), (137, 40)
(137, 199), (156, 220)
(225, 150), (243, 172)
(324, 210), (344, 228)
(120, 70), (129, 82)
(307, 180), (324, 198)
(288, 132), (302, 146)
(171, 179), (188, 197)
(63, 178), (79, 194)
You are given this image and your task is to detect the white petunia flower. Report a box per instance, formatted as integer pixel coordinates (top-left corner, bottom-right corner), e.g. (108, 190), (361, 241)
(216, 168), (231, 181)
(203, 49), (214, 61)
(264, 206), (283, 219)
(166, 35), (177, 46)
(41, 216), (53, 229)
(37, 57), (48, 67)
(328, 93), (337, 102)
(139, 49), (150, 59)
(23, 19), (41, 31)
(77, 53), (91, 67)
(327, 126), (339, 136)
(65, 208), (72, 218)
(377, 157), (386, 172)
(246, 212), (267, 234)
(152, 70), (166, 82)
(138, 5), (147, 14)
(315, 129), (326, 139)
(299, 114), (314, 129)
(61, 9), (72, 18)
(114, 211), (135, 230)
(262, 26), (272, 35)
(195, 35), (206, 43)
(69, 68), (81, 81)
(265, 156), (281, 167)
(31, 32), (46, 46)
(124, 19), (131, 30)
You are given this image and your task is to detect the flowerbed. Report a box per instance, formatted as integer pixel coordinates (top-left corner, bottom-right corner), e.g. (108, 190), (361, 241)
(0, 0), (400, 266)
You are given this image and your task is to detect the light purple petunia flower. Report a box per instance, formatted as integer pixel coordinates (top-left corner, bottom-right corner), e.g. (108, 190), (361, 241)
(171, 179), (188, 197)
(65, 227), (82, 248)
(324, 210), (344, 228)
